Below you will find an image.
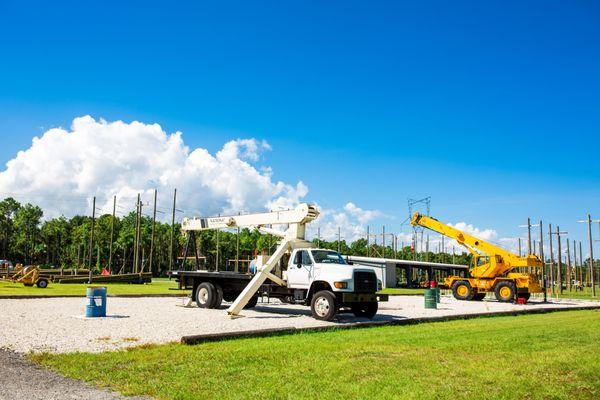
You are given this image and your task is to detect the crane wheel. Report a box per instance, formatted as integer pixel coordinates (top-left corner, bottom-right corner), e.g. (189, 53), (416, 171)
(494, 282), (515, 302)
(472, 293), (486, 301)
(451, 281), (473, 301)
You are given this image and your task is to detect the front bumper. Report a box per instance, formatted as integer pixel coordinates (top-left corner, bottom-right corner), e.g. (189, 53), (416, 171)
(341, 293), (389, 303)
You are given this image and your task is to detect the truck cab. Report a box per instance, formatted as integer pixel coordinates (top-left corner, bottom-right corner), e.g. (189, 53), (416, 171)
(283, 248), (385, 320)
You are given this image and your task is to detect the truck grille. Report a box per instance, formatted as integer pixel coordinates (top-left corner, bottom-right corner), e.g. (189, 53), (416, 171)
(354, 271), (377, 293)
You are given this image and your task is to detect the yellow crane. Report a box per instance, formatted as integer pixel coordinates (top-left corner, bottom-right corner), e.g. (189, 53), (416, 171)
(411, 213), (542, 302)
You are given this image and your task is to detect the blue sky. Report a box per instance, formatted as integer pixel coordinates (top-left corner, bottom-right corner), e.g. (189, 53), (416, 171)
(0, 0), (599, 250)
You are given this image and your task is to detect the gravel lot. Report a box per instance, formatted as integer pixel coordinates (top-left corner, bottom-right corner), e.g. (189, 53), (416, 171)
(0, 349), (149, 400)
(1, 295), (597, 354)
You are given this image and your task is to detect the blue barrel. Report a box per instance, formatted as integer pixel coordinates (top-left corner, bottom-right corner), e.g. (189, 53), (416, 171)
(86, 286), (107, 317)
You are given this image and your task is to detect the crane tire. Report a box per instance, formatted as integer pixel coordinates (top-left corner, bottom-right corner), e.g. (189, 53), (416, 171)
(494, 281), (515, 302)
(195, 282), (217, 308)
(452, 280), (473, 301)
(471, 293), (486, 301)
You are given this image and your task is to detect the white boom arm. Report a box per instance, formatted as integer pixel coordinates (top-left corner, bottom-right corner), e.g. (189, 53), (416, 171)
(181, 203), (319, 316)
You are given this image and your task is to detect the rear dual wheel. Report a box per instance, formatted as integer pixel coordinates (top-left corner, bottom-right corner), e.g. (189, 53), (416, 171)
(351, 302), (378, 319)
(195, 282), (223, 309)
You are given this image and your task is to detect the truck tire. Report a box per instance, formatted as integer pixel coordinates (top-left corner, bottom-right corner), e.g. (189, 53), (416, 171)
(310, 290), (337, 321)
(195, 282), (217, 308)
(243, 296), (259, 309)
(212, 284), (224, 309)
(351, 302), (378, 319)
(494, 281), (515, 302)
(36, 279), (49, 288)
(452, 280), (473, 301)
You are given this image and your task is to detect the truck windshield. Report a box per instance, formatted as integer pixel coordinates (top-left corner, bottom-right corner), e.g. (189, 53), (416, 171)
(311, 250), (347, 264)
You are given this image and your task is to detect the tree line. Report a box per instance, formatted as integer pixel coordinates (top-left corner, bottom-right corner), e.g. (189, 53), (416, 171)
(0, 197), (472, 276)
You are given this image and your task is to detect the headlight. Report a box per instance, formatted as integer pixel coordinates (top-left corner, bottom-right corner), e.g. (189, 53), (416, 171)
(333, 281), (348, 289)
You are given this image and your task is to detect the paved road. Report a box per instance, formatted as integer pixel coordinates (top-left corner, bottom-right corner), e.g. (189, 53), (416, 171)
(0, 349), (148, 400)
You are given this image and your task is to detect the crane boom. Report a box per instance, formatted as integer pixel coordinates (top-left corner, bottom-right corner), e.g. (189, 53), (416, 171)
(410, 212), (542, 302)
(182, 203), (319, 316)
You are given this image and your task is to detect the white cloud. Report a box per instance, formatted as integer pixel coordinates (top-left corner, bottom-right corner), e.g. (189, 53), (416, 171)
(0, 116), (307, 218)
(308, 202), (383, 243)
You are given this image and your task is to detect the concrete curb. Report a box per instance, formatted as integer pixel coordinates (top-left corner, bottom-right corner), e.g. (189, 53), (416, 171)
(0, 293), (187, 299)
(180, 305), (600, 345)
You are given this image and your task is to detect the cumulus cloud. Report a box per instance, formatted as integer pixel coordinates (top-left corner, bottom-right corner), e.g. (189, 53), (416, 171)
(0, 116), (307, 218)
(307, 202), (384, 243)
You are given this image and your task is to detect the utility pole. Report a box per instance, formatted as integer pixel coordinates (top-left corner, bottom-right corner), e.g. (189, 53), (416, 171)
(108, 195), (116, 274)
(539, 220), (546, 302)
(578, 214), (597, 297)
(582, 214), (596, 297)
(168, 189), (177, 272)
(134, 194), (142, 274)
(554, 226), (568, 295)
(149, 189), (157, 275)
(382, 226), (385, 259)
(366, 225), (370, 257)
(518, 238), (522, 257)
(573, 240), (578, 291)
(337, 226), (341, 253)
(548, 223), (554, 296)
(579, 241), (584, 290)
(87, 196), (96, 277)
(566, 238), (572, 292)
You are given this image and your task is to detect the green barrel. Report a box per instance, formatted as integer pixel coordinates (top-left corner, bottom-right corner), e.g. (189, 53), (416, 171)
(436, 287), (441, 303)
(424, 289), (437, 309)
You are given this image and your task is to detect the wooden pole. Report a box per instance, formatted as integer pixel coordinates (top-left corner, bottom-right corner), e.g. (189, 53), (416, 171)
(149, 189), (157, 276)
(87, 196), (96, 283)
(586, 214), (595, 297)
(548, 223), (554, 296)
(168, 188), (177, 272)
(566, 238), (571, 292)
(108, 195), (116, 274)
(579, 241), (584, 291)
(556, 225), (563, 295)
(539, 220), (546, 302)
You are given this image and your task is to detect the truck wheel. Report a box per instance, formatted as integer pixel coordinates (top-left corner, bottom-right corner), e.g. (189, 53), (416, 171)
(36, 279), (49, 288)
(243, 296), (259, 309)
(351, 302), (378, 319)
(212, 284), (224, 309)
(494, 282), (515, 302)
(452, 280), (473, 301)
(195, 282), (217, 308)
(311, 290), (337, 321)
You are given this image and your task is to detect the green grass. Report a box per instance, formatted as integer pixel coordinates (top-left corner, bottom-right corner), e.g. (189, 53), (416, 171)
(547, 286), (600, 301)
(32, 310), (600, 400)
(378, 287), (425, 295)
(0, 277), (184, 296)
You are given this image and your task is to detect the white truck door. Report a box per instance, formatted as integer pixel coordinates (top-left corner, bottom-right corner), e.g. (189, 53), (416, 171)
(286, 250), (312, 289)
